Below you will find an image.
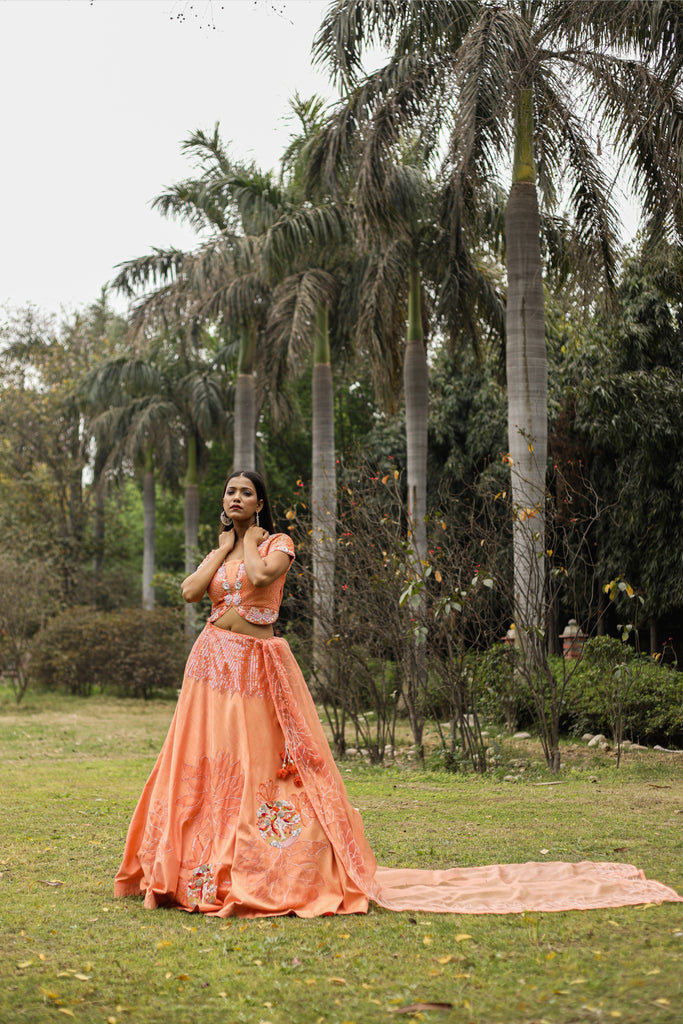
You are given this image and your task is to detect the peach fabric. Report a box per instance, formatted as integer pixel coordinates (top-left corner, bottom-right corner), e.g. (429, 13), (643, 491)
(115, 553), (682, 918)
(205, 533), (295, 626)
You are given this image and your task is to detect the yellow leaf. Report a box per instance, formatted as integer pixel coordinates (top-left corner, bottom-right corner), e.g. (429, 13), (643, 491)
(17, 960), (34, 969)
(73, 973), (91, 981)
(394, 470), (399, 479)
(176, 974), (190, 981)
(423, 935), (432, 945)
(39, 989), (60, 1000)
(181, 925), (197, 932)
(528, 442), (534, 452)
(39, 954), (47, 961)
(305, 979), (317, 987)
(381, 475), (390, 484)
(329, 976), (347, 985)
(437, 955), (453, 964)
(435, 570), (442, 583)
(655, 999), (671, 1006)
(156, 940), (172, 949)
(58, 1012), (75, 1018)
(455, 934), (472, 942)
(441, 521), (447, 530)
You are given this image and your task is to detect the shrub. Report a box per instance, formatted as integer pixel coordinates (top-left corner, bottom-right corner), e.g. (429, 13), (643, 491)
(28, 607), (187, 698)
(562, 636), (683, 746)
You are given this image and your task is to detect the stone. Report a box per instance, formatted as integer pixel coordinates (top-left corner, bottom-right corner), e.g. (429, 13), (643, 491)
(513, 732), (531, 740)
(582, 733), (594, 743)
(588, 734), (606, 747)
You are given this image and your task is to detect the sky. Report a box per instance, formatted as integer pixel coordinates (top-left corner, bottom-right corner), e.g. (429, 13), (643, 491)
(0, 0), (345, 317)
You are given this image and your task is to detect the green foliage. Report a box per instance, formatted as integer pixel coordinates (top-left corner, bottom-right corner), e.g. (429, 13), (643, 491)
(570, 243), (683, 622)
(28, 607), (186, 698)
(564, 637), (683, 746)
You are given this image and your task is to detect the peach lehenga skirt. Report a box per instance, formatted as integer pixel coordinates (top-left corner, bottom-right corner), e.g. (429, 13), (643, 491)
(114, 625), (682, 918)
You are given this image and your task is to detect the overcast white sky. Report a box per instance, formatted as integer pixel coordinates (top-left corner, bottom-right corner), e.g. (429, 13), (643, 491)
(0, 0), (344, 317)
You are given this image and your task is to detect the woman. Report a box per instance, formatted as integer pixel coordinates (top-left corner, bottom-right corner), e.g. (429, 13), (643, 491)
(115, 472), (681, 918)
(115, 470), (379, 917)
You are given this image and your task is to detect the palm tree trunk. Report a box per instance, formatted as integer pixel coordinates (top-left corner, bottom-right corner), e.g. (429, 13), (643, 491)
(404, 266), (428, 565)
(233, 323), (257, 470)
(311, 304), (336, 693)
(403, 264), (428, 758)
(506, 89), (547, 667)
(184, 434), (200, 640)
(142, 447), (156, 611)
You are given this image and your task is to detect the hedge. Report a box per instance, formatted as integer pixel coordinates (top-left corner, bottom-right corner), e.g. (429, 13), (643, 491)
(28, 606), (187, 698)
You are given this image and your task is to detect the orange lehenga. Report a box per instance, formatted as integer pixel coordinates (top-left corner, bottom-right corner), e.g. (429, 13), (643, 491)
(115, 535), (682, 918)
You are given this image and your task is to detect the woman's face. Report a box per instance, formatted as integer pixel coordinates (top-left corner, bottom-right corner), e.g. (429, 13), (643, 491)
(223, 475), (263, 525)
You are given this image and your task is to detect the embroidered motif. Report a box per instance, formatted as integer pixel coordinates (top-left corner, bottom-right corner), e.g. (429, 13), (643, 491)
(184, 627), (270, 698)
(256, 780), (303, 848)
(187, 863), (219, 905)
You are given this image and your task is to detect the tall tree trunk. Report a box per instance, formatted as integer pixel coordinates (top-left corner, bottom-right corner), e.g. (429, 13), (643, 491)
(233, 323), (257, 470)
(506, 89), (547, 667)
(184, 434), (200, 640)
(142, 447), (156, 611)
(404, 266), (428, 565)
(403, 265), (428, 758)
(311, 305), (336, 694)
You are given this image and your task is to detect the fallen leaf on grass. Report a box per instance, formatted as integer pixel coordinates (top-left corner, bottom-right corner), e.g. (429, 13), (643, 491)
(39, 989), (61, 1000)
(454, 934), (472, 942)
(58, 1011), (75, 1018)
(328, 977), (347, 985)
(16, 960), (34, 969)
(73, 973), (91, 982)
(389, 1002), (454, 1014)
(436, 956), (453, 965)
(38, 880), (65, 887)
(655, 998), (671, 1006)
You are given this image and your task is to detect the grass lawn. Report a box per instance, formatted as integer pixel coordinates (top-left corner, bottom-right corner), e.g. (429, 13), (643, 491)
(0, 689), (681, 1024)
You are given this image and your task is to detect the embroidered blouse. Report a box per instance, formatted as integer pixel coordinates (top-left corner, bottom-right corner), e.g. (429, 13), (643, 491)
(201, 533), (295, 626)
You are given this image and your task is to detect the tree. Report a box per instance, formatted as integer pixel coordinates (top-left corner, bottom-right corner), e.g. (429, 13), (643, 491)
(84, 336), (230, 631)
(571, 242), (683, 648)
(0, 303), (122, 605)
(313, 0), (683, 680)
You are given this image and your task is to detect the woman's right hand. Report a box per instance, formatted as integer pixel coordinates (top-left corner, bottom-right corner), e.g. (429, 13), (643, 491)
(218, 529), (236, 551)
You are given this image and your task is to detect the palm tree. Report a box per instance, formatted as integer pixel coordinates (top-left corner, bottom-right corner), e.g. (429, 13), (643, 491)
(313, 0), (683, 671)
(84, 340), (230, 631)
(115, 109), (356, 682)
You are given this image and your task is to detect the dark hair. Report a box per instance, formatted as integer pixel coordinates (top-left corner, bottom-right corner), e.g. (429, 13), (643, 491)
(219, 469), (276, 537)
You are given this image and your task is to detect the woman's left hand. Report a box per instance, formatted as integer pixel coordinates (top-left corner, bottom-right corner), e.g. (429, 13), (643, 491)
(245, 525), (269, 546)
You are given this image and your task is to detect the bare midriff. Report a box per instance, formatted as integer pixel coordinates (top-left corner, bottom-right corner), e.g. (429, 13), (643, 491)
(212, 606), (275, 639)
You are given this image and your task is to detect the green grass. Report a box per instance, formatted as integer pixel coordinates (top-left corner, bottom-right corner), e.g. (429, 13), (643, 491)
(1, 691), (682, 1024)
